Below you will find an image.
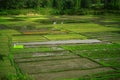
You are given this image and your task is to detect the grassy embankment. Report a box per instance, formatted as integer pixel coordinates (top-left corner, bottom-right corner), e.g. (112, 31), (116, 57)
(0, 30), (34, 80)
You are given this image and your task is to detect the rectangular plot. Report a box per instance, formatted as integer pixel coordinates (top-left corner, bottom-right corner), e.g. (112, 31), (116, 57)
(62, 23), (119, 33)
(81, 32), (120, 43)
(14, 51), (71, 59)
(17, 58), (101, 74)
(32, 67), (114, 80)
(94, 58), (120, 68)
(0, 29), (21, 35)
(12, 46), (65, 54)
(44, 34), (87, 40)
(12, 35), (47, 42)
(15, 55), (79, 63)
(22, 30), (68, 35)
(61, 44), (120, 51)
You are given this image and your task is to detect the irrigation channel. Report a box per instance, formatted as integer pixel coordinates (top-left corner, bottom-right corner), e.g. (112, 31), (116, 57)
(14, 39), (115, 80)
(15, 39), (101, 45)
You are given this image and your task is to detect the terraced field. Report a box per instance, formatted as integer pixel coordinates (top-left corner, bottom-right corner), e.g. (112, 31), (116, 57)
(13, 45), (115, 80)
(0, 15), (120, 80)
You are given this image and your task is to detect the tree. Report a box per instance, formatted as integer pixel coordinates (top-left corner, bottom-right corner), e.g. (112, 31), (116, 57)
(81, 0), (92, 8)
(75, 0), (81, 9)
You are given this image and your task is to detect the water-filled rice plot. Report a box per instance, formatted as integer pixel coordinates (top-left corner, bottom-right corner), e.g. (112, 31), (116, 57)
(61, 23), (120, 33)
(62, 44), (120, 71)
(12, 44), (115, 80)
(10, 15), (120, 80)
(81, 31), (120, 44)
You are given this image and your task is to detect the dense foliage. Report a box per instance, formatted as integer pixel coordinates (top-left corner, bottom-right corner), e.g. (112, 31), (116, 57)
(0, 0), (120, 14)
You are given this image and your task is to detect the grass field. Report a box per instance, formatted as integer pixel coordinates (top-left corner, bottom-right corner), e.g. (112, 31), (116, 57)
(0, 35), (17, 80)
(12, 35), (47, 42)
(58, 23), (120, 33)
(44, 34), (87, 40)
(0, 14), (120, 80)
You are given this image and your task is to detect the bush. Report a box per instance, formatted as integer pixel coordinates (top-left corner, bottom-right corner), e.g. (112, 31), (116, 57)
(0, 9), (38, 15)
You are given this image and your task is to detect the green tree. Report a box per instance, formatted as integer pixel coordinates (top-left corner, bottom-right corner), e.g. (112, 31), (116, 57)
(81, 0), (92, 8)
(75, 0), (81, 9)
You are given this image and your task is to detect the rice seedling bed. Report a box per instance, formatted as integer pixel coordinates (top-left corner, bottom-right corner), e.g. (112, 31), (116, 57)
(60, 23), (120, 33)
(2, 15), (119, 80)
(44, 34), (87, 40)
(12, 35), (47, 42)
(22, 29), (68, 35)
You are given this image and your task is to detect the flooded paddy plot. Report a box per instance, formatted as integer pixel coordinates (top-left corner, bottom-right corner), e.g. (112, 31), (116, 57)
(33, 67), (114, 80)
(7, 15), (120, 80)
(81, 31), (120, 43)
(15, 55), (80, 63)
(14, 50), (70, 59)
(17, 58), (102, 74)
(13, 44), (115, 80)
(62, 44), (120, 70)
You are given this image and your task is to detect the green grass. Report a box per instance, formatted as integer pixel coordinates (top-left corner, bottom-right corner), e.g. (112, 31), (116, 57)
(0, 15), (48, 29)
(0, 15), (120, 80)
(0, 29), (21, 35)
(0, 35), (17, 80)
(44, 34), (87, 40)
(0, 15), (119, 33)
(13, 44), (24, 49)
(12, 35), (47, 42)
(61, 44), (120, 51)
(59, 23), (120, 33)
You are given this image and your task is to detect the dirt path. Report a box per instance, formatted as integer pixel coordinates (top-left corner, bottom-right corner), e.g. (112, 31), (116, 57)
(15, 39), (101, 45)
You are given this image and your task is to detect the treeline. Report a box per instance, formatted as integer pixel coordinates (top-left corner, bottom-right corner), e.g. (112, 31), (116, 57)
(0, 0), (120, 15)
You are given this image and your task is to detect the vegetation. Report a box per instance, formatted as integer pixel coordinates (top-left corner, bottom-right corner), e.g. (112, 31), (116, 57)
(61, 44), (120, 79)
(44, 34), (87, 40)
(0, 0), (120, 15)
(62, 44), (120, 69)
(0, 0), (120, 79)
(0, 35), (17, 80)
(12, 35), (47, 42)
